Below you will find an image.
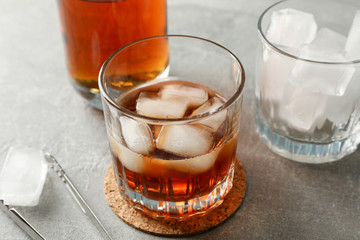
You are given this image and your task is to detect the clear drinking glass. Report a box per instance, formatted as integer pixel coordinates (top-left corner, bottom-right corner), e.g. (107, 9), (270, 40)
(99, 35), (245, 219)
(255, 0), (360, 163)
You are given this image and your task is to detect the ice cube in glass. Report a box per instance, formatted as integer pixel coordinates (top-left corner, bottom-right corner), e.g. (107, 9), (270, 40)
(108, 134), (144, 173)
(159, 83), (208, 108)
(280, 87), (327, 132)
(266, 8), (317, 48)
(156, 125), (213, 157)
(119, 116), (154, 155)
(191, 97), (227, 131)
(290, 42), (355, 96)
(136, 92), (188, 118)
(259, 45), (297, 102)
(345, 10), (360, 60)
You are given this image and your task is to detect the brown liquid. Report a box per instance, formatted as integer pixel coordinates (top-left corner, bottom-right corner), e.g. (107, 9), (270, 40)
(109, 81), (238, 202)
(57, 0), (168, 92)
(112, 135), (237, 201)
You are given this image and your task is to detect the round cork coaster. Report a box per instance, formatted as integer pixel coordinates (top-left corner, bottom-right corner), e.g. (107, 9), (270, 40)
(104, 159), (246, 236)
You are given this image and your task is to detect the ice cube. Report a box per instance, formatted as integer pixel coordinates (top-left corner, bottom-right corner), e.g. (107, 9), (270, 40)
(289, 44), (355, 96)
(266, 8), (318, 48)
(119, 116), (154, 155)
(324, 95), (354, 127)
(191, 97), (227, 131)
(323, 71), (360, 126)
(136, 92), (188, 118)
(279, 87), (327, 132)
(107, 107), (123, 143)
(310, 28), (346, 53)
(259, 45), (298, 102)
(160, 84), (208, 108)
(156, 125), (213, 157)
(0, 147), (48, 206)
(153, 147), (221, 174)
(345, 10), (360, 59)
(108, 134), (144, 173)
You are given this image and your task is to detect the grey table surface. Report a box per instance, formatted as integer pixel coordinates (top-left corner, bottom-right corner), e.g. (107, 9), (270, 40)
(0, 0), (359, 239)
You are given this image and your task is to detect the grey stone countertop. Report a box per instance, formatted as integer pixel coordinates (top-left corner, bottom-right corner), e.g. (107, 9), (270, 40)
(0, 0), (359, 239)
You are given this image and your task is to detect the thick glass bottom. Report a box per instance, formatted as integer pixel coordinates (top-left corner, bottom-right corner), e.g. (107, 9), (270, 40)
(255, 116), (360, 164)
(71, 81), (103, 110)
(115, 163), (235, 220)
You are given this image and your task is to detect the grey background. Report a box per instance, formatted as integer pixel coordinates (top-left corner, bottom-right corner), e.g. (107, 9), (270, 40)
(0, 0), (359, 239)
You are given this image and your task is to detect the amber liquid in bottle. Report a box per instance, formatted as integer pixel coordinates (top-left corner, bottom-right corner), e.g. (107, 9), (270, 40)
(57, 0), (168, 96)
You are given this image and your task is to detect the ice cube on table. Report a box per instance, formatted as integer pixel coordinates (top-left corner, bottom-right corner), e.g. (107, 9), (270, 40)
(119, 116), (154, 155)
(0, 147), (48, 206)
(159, 84), (208, 108)
(345, 10), (360, 60)
(266, 8), (318, 48)
(136, 92), (188, 118)
(156, 125), (213, 157)
(289, 44), (355, 96)
(279, 86), (327, 132)
(191, 97), (227, 131)
(108, 134), (144, 173)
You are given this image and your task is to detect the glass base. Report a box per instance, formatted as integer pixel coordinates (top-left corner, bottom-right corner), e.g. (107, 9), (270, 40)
(255, 116), (360, 164)
(116, 164), (235, 220)
(72, 82), (103, 110)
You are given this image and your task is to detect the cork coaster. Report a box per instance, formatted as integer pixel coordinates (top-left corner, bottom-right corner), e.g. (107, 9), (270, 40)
(104, 159), (247, 236)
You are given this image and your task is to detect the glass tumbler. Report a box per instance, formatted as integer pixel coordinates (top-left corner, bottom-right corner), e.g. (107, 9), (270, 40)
(99, 35), (245, 219)
(255, 0), (360, 163)
(57, 0), (168, 109)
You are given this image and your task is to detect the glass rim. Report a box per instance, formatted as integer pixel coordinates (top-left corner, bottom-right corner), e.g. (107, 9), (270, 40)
(98, 34), (245, 124)
(257, 0), (360, 65)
